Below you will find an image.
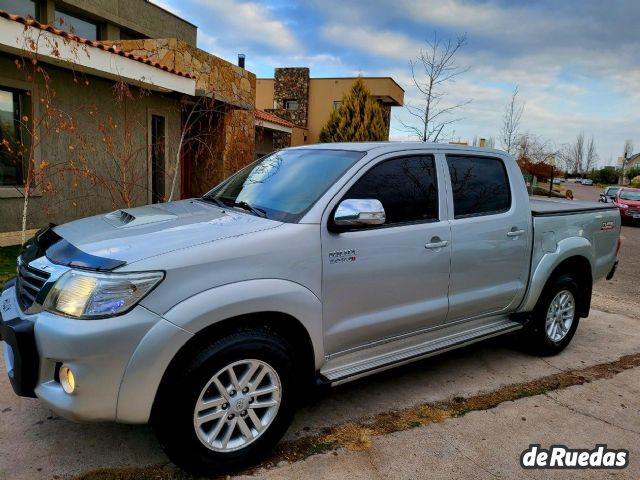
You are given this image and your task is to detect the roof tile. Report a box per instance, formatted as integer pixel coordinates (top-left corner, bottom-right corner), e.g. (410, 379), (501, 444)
(255, 109), (298, 129)
(0, 10), (195, 79)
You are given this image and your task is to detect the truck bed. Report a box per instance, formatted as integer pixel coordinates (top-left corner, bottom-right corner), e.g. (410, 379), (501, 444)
(530, 197), (617, 216)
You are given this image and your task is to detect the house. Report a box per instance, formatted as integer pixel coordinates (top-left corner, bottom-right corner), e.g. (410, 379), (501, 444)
(0, 0), (256, 237)
(256, 68), (404, 148)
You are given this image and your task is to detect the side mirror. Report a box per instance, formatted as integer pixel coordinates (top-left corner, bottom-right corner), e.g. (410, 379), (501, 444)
(334, 199), (386, 226)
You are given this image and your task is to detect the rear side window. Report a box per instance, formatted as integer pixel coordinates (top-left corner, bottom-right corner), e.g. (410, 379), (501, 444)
(344, 155), (438, 225)
(446, 155), (511, 218)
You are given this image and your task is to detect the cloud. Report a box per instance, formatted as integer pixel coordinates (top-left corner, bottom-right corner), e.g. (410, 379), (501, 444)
(192, 0), (298, 53)
(322, 25), (415, 59)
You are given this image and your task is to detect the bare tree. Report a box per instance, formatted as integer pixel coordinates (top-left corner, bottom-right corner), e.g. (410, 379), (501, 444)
(585, 135), (598, 173)
(400, 33), (471, 142)
(500, 86), (524, 156)
(621, 139), (634, 183)
(623, 139), (633, 159)
(559, 132), (585, 175)
(517, 134), (556, 165)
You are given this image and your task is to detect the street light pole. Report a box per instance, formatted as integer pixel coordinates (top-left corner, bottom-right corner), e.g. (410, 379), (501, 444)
(548, 155), (556, 198)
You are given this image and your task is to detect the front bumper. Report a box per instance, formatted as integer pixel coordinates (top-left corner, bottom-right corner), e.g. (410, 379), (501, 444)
(1, 278), (39, 398)
(1, 280), (164, 422)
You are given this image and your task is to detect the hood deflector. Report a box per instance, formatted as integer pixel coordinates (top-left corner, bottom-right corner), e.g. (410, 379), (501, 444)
(20, 224), (126, 271)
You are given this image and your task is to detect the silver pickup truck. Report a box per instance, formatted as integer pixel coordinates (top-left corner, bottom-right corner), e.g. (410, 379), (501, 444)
(0, 143), (620, 474)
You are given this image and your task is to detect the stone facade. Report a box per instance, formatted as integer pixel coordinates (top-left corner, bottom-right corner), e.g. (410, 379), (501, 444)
(272, 131), (292, 151)
(112, 39), (257, 193)
(266, 68), (310, 128)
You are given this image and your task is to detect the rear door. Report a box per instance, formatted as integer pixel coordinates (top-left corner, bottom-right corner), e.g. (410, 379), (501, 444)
(321, 153), (451, 355)
(444, 154), (531, 322)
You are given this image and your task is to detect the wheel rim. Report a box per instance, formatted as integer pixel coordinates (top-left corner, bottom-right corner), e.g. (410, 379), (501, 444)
(193, 359), (281, 452)
(545, 289), (575, 343)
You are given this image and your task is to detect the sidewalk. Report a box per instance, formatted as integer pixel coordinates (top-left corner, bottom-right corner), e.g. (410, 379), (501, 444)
(240, 367), (640, 479)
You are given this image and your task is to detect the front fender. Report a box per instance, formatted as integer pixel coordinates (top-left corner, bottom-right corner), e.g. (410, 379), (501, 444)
(164, 279), (323, 365)
(116, 279), (323, 423)
(518, 236), (594, 313)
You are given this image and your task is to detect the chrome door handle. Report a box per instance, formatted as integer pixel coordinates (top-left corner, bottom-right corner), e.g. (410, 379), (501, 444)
(425, 240), (449, 249)
(507, 230), (525, 237)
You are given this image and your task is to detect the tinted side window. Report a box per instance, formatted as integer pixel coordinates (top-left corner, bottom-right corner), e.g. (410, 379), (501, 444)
(447, 155), (511, 218)
(344, 156), (438, 225)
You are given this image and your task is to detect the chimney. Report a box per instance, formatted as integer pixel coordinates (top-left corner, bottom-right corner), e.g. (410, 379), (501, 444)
(238, 54), (246, 69)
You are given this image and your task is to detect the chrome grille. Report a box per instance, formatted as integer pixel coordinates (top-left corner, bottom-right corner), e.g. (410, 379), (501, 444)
(16, 260), (51, 310)
(627, 210), (640, 215)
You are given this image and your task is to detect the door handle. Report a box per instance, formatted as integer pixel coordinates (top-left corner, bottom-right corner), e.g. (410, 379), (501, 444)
(507, 230), (525, 237)
(425, 240), (449, 249)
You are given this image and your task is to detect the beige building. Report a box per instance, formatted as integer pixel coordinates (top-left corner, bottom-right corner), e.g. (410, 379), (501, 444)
(256, 68), (404, 148)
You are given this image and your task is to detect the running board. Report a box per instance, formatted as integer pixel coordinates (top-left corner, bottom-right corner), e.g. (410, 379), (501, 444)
(321, 318), (523, 385)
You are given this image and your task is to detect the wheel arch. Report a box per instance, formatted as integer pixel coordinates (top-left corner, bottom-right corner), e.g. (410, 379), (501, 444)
(520, 253), (593, 317)
(116, 279), (323, 424)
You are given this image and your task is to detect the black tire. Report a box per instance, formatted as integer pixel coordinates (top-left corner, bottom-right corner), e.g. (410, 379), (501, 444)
(522, 274), (581, 356)
(152, 329), (297, 476)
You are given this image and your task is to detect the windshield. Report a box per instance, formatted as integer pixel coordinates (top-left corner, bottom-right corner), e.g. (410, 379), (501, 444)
(606, 187), (620, 195)
(619, 191), (640, 201)
(203, 149), (365, 222)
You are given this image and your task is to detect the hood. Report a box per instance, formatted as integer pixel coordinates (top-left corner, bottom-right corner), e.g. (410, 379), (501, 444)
(51, 199), (282, 266)
(617, 198), (640, 207)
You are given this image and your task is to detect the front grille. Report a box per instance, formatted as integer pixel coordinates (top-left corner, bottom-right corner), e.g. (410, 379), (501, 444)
(627, 210), (640, 215)
(16, 261), (51, 311)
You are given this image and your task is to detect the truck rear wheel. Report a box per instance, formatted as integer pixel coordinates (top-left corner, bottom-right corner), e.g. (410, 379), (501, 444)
(152, 329), (297, 475)
(523, 274), (581, 356)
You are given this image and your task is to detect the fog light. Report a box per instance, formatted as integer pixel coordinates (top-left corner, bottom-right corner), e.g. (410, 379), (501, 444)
(59, 366), (76, 394)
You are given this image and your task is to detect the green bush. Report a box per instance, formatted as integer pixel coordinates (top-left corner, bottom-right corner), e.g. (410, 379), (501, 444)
(319, 78), (389, 142)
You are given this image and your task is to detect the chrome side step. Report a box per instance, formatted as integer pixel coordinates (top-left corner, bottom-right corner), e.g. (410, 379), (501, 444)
(321, 317), (522, 385)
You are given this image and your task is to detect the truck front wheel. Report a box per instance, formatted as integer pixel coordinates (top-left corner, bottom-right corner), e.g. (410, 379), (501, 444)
(524, 274), (581, 356)
(152, 329), (297, 475)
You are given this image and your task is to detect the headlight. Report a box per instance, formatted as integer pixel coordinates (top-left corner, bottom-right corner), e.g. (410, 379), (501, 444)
(44, 270), (164, 318)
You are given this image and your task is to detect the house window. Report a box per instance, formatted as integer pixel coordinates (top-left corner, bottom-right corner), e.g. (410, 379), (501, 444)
(150, 114), (166, 203)
(54, 8), (99, 41)
(0, 87), (25, 187)
(333, 101), (342, 110)
(284, 99), (299, 111)
(0, 0), (37, 18)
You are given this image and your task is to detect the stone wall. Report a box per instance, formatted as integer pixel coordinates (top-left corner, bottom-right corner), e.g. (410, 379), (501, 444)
(266, 67), (309, 128)
(272, 131), (292, 151)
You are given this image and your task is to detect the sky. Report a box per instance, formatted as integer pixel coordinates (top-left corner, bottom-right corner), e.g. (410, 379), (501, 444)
(154, 0), (640, 167)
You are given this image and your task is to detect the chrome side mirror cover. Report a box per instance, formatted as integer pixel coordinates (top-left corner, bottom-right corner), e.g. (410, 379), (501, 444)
(334, 199), (386, 226)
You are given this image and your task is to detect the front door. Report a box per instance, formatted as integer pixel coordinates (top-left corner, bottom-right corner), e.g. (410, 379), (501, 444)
(321, 154), (451, 355)
(444, 154), (530, 322)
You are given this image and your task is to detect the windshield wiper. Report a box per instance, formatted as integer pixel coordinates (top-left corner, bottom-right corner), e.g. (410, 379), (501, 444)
(201, 195), (266, 218)
(232, 201), (267, 218)
(201, 195), (227, 209)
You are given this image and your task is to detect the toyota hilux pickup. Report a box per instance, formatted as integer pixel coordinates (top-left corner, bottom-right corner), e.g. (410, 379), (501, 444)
(0, 143), (621, 474)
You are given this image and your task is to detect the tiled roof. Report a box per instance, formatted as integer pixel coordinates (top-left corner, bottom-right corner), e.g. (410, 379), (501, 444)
(0, 10), (194, 79)
(255, 109), (298, 129)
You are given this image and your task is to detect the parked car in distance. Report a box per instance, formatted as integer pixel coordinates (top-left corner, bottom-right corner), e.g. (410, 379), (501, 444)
(600, 186), (621, 203)
(614, 187), (640, 222)
(573, 177), (583, 183)
(581, 179), (594, 185)
(0, 143), (622, 475)
(552, 178), (562, 184)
